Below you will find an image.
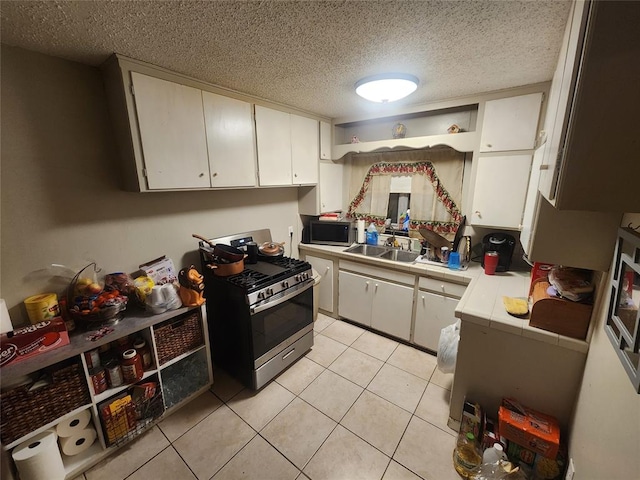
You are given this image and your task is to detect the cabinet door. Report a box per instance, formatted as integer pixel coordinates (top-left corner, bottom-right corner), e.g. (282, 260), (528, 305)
(338, 271), (372, 326)
(520, 146), (545, 255)
(320, 121), (332, 160)
(479, 93), (543, 152)
(470, 154), (532, 229)
(538, 0), (586, 202)
(202, 92), (256, 187)
(370, 280), (413, 341)
(255, 106), (292, 186)
(319, 162), (344, 213)
(291, 114), (319, 185)
(414, 291), (458, 351)
(306, 255), (334, 314)
(131, 72), (210, 189)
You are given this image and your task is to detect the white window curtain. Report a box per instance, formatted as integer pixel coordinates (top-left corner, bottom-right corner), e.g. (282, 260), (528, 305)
(346, 147), (464, 236)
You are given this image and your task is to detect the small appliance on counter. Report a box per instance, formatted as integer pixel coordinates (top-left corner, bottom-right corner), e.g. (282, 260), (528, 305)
(304, 219), (355, 246)
(481, 233), (516, 272)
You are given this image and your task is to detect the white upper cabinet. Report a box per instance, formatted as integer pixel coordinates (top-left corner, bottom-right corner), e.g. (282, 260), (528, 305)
(131, 72), (211, 190)
(291, 114), (319, 185)
(470, 154), (533, 229)
(320, 121), (332, 160)
(479, 93), (543, 152)
(255, 106), (292, 186)
(255, 106), (319, 186)
(538, 0), (640, 212)
(202, 91), (256, 187)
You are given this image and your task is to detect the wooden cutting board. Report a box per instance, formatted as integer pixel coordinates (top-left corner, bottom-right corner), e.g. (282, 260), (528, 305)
(418, 228), (452, 249)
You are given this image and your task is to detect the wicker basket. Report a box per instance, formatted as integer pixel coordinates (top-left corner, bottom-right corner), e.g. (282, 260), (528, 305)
(0, 363), (91, 445)
(154, 312), (203, 366)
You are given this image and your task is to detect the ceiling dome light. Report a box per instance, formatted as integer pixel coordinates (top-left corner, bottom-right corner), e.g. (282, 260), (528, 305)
(355, 73), (419, 103)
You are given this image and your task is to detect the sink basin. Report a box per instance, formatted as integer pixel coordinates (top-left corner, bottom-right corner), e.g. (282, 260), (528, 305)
(379, 249), (420, 263)
(343, 244), (419, 263)
(344, 244), (389, 257)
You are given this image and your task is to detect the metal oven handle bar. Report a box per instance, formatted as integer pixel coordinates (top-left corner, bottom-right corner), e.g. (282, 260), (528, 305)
(251, 279), (314, 314)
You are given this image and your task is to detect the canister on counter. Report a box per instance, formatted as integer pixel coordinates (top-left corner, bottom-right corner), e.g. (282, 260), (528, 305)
(23, 293), (59, 324)
(89, 366), (107, 394)
(104, 360), (123, 388)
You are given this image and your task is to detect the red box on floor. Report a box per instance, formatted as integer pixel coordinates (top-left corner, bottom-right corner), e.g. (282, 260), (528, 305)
(0, 317), (69, 367)
(498, 398), (560, 459)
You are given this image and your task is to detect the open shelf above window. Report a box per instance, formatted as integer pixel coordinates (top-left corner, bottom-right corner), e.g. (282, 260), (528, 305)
(332, 104), (478, 159)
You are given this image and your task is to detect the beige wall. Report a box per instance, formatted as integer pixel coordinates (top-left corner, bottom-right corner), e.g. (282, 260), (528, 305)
(568, 213), (640, 480)
(0, 46), (300, 325)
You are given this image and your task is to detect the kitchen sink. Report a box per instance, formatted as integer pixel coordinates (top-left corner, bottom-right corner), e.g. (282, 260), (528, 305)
(344, 244), (390, 257)
(343, 244), (418, 263)
(379, 249), (420, 263)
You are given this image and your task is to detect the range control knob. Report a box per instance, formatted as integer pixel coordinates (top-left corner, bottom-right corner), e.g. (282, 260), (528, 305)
(282, 281), (289, 289)
(257, 291), (265, 300)
(266, 288), (274, 296)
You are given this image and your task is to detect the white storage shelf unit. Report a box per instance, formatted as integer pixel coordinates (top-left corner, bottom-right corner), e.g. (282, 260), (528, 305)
(0, 305), (212, 479)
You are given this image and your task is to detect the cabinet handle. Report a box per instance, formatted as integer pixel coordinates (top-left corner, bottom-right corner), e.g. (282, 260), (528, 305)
(325, 266), (330, 272)
(199, 172), (205, 177)
(441, 285), (445, 292)
(486, 143), (492, 148)
(539, 164), (550, 170)
(421, 295), (425, 301)
(294, 173), (298, 178)
(212, 172), (218, 177)
(475, 210), (482, 218)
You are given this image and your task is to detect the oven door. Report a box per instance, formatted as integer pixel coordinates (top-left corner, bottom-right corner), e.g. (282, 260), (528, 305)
(250, 280), (314, 365)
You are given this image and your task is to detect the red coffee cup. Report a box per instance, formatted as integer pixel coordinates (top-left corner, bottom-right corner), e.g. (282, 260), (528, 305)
(484, 252), (499, 275)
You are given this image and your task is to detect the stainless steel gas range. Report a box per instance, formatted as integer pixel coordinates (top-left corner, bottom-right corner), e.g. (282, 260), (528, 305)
(199, 229), (314, 390)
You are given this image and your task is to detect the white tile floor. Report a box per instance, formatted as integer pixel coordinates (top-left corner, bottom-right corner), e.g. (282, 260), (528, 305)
(78, 315), (459, 480)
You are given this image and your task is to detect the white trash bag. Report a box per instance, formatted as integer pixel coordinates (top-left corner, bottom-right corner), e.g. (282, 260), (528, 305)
(437, 319), (460, 374)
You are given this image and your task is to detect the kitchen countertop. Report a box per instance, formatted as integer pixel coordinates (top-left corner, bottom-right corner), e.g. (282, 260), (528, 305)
(298, 243), (590, 353)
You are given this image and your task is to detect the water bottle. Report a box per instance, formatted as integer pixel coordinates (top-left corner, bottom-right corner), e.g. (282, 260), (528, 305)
(482, 442), (507, 465)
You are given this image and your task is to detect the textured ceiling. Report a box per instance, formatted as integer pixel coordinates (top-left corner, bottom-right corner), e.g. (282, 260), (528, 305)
(0, 0), (571, 119)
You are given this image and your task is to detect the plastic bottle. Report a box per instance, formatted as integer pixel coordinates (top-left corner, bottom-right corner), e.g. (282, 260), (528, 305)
(482, 442), (507, 465)
(453, 432), (482, 478)
(366, 223), (378, 245)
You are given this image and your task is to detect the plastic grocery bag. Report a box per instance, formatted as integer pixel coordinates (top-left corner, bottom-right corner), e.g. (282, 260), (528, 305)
(437, 319), (460, 374)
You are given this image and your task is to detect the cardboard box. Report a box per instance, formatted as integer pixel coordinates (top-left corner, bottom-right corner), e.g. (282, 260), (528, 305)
(0, 317), (69, 367)
(460, 399), (484, 440)
(139, 256), (178, 285)
(507, 440), (567, 480)
(498, 398), (560, 459)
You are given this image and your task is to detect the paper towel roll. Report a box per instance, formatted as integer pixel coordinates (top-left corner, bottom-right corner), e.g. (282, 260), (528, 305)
(55, 409), (92, 438)
(357, 219), (365, 244)
(59, 428), (96, 456)
(12, 430), (65, 480)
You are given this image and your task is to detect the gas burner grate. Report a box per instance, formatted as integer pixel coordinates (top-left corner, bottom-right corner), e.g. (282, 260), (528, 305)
(226, 269), (269, 289)
(267, 256), (307, 269)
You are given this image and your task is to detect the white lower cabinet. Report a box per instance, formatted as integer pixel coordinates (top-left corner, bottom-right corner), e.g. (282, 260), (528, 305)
(305, 255), (335, 314)
(413, 277), (465, 352)
(338, 271), (373, 326)
(338, 262), (414, 341)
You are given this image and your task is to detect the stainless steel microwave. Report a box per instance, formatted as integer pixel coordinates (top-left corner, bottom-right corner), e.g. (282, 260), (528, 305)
(308, 220), (355, 246)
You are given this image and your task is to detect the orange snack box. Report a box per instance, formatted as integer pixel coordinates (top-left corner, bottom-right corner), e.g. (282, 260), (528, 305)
(498, 398), (560, 459)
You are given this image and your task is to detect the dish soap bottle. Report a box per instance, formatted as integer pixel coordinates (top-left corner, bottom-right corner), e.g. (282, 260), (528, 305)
(366, 223), (378, 246)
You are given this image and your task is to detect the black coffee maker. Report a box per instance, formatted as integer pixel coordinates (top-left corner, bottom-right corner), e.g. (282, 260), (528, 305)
(481, 233), (516, 272)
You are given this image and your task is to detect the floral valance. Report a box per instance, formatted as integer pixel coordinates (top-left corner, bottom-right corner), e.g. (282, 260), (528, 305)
(346, 158), (464, 236)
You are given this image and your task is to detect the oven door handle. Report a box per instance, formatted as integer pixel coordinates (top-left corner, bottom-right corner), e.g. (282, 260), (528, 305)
(251, 279), (314, 314)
